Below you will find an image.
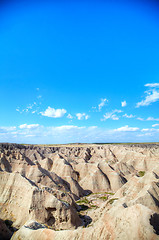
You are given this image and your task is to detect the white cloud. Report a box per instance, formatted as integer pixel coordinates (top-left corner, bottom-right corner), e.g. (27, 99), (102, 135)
(141, 128), (159, 133)
(146, 117), (159, 121)
(102, 109), (122, 121)
(76, 113), (89, 120)
(54, 125), (85, 130)
(98, 98), (108, 111)
(141, 128), (150, 132)
(2, 124), (159, 144)
(121, 101), (127, 107)
(67, 114), (73, 119)
(136, 83), (159, 107)
(19, 124), (40, 129)
(136, 90), (159, 107)
(137, 117), (144, 121)
(0, 126), (16, 132)
(27, 104), (34, 110)
(136, 117), (159, 121)
(123, 114), (134, 118)
(16, 102), (39, 114)
(88, 126), (97, 130)
(137, 133), (153, 137)
(145, 83), (159, 88)
(41, 107), (67, 118)
(113, 125), (139, 132)
(25, 134), (36, 137)
(152, 124), (159, 127)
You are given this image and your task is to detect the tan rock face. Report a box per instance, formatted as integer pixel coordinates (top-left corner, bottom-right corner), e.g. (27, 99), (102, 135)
(0, 143), (159, 239)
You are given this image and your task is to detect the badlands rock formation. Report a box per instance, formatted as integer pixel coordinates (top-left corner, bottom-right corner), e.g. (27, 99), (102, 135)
(0, 143), (159, 239)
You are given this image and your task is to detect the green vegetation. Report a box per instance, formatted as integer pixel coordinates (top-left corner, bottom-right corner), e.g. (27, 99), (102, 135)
(87, 191), (114, 196)
(76, 197), (89, 205)
(89, 204), (98, 208)
(107, 198), (118, 205)
(99, 196), (108, 201)
(105, 192), (114, 195)
(138, 171), (145, 177)
(76, 197), (98, 212)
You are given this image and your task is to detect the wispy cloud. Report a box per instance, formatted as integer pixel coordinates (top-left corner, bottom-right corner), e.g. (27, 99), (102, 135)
(102, 109), (122, 121)
(136, 83), (159, 107)
(67, 114), (73, 119)
(137, 116), (159, 121)
(1, 124), (159, 144)
(40, 107), (67, 118)
(121, 100), (127, 107)
(113, 125), (139, 132)
(145, 83), (159, 88)
(141, 128), (150, 132)
(91, 98), (108, 112)
(141, 128), (159, 132)
(16, 102), (39, 114)
(54, 125), (85, 130)
(16, 88), (42, 114)
(19, 124), (40, 129)
(98, 98), (108, 111)
(76, 113), (89, 120)
(152, 124), (159, 127)
(123, 114), (135, 118)
(0, 126), (16, 132)
(146, 117), (159, 121)
(137, 117), (144, 121)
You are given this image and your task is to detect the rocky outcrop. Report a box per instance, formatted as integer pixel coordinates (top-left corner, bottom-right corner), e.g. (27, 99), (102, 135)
(0, 171), (81, 230)
(0, 143), (159, 239)
(12, 204), (159, 240)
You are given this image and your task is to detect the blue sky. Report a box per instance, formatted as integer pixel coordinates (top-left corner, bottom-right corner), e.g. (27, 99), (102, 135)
(0, 0), (159, 144)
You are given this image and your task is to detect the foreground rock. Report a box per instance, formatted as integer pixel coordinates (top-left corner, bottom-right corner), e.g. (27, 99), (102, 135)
(12, 204), (159, 240)
(0, 143), (159, 239)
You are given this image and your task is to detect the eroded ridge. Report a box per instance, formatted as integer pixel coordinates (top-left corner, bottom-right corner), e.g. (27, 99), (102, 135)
(0, 143), (159, 239)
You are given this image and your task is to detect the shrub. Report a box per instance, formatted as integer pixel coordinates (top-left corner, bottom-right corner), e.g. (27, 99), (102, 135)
(138, 171), (145, 177)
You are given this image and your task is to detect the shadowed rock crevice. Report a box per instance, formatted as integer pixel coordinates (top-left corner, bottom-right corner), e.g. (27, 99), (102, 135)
(150, 213), (159, 235)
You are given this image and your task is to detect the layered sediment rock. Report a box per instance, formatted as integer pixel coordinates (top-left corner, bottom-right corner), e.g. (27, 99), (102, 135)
(0, 143), (159, 239)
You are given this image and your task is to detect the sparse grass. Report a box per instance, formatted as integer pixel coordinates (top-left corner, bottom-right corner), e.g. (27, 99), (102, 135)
(89, 204), (98, 208)
(107, 198), (118, 205)
(105, 192), (114, 195)
(99, 196), (108, 201)
(76, 197), (98, 212)
(88, 192), (114, 195)
(76, 197), (89, 205)
(138, 171), (145, 177)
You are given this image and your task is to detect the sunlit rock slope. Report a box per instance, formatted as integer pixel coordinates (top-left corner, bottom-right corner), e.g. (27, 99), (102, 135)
(0, 143), (159, 239)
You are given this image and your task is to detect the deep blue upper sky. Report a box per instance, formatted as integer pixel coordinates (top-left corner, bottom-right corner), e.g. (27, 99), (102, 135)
(0, 0), (159, 143)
